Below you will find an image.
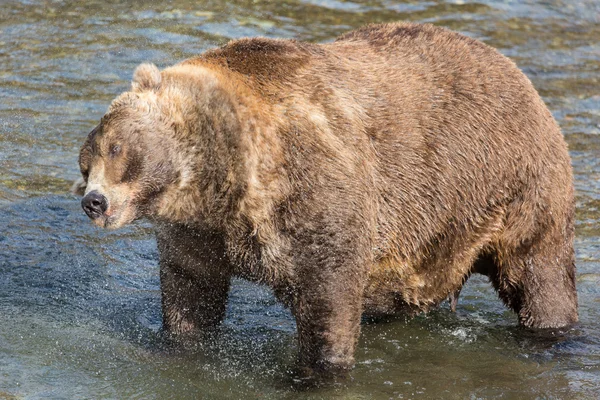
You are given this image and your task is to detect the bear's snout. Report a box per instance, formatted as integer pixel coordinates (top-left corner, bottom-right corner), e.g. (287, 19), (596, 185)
(82, 190), (108, 220)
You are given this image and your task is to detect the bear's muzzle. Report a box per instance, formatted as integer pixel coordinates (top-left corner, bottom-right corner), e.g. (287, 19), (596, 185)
(81, 190), (108, 220)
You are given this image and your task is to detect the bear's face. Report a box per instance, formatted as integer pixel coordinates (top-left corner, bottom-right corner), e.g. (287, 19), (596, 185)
(78, 89), (177, 229)
(76, 62), (246, 229)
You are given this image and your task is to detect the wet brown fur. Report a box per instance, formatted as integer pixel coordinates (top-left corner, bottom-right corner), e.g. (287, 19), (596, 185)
(77, 23), (578, 374)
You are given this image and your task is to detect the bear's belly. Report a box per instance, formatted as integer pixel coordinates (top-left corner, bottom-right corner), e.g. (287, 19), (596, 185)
(362, 257), (462, 316)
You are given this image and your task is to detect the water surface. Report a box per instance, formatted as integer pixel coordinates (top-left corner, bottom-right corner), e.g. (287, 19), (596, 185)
(1, 0), (599, 398)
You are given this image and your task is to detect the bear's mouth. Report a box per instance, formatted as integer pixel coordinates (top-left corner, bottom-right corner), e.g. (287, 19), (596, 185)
(98, 211), (115, 229)
(97, 200), (132, 229)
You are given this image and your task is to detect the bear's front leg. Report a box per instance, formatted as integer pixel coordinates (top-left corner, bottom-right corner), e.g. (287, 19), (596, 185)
(291, 243), (369, 377)
(156, 224), (232, 334)
(293, 271), (366, 378)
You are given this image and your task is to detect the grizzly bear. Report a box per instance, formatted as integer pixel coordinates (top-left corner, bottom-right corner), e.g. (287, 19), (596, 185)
(75, 22), (578, 375)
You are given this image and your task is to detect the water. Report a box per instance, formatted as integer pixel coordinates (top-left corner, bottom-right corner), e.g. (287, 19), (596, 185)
(1, 0), (599, 398)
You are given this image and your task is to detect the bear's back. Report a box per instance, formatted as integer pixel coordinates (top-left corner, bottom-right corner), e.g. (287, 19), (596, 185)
(183, 36), (318, 89)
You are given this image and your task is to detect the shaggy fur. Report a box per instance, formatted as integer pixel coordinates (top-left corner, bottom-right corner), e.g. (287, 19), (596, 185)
(76, 22), (578, 374)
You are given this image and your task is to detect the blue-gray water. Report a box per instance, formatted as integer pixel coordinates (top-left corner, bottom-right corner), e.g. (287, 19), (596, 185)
(1, 1), (599, 398)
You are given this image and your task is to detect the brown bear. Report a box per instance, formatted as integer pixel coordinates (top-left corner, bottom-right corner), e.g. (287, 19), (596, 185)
(75, 22), (578, 375)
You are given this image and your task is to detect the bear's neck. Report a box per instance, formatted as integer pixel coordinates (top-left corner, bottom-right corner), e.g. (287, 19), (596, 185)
(153, 68), (289, 238)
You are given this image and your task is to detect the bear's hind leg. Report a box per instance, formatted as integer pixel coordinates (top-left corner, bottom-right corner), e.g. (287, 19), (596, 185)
(493, 226), (578, 329)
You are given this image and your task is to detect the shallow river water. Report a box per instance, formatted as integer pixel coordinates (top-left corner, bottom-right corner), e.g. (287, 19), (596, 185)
(1, 0), (599, 398)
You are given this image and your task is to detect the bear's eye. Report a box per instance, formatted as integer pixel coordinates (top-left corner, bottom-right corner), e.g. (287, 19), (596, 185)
(109, 144), (122, 158)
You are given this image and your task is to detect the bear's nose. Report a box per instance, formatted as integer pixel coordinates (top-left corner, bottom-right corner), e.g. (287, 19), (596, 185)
(81, 190), (108, 220)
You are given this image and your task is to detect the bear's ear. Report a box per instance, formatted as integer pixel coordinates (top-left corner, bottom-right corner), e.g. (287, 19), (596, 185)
(131, 63), (161, 92)
(70, 177), (87, 196)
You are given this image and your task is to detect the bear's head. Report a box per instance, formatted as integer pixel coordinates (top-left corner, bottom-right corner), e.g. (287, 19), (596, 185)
(75, 64), (174, 228)
(75, 62), (243, 229)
